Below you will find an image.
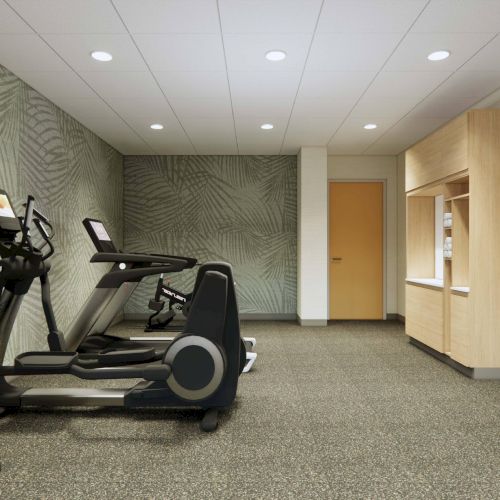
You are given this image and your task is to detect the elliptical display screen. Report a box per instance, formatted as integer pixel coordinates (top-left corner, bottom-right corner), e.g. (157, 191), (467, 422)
(0, 194), (15, 219)
(0, 190), (21, 233)
(90, 220), (112, 242)
(82, 218), (117, 253)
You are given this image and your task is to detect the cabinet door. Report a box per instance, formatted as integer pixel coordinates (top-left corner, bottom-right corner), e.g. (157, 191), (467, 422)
(405, 114), (467, 192)
(450, 293), (471, 366)
(406, 284), (444, 352)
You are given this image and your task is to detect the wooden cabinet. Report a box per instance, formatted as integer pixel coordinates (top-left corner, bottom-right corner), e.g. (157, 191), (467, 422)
(405, 114), (467, 192)
(405, 109), (500, 377)
(406, 284), (444, 353)
(450, 292), (470, 366)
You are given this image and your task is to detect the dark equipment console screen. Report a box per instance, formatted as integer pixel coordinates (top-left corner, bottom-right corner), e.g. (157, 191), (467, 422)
(0, 190), (21, 233)
(82, 218), (117, 253)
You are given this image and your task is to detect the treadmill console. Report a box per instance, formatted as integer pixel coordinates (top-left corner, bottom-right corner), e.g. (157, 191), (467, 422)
(0, 189), (21, 235)
(82, 218), (118, 253)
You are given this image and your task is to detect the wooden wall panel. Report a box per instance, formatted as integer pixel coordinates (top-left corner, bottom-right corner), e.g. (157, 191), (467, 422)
(405, 284), (444, 352)
(450, 292), (471, 366)
(406, 114), (467, 192)
(468, 109), (500, 367)
(406, 197), (435, 278)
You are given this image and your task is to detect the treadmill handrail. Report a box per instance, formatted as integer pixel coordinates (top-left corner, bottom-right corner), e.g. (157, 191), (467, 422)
(96, 264), (186, 288)
(91, 252), (190, 265)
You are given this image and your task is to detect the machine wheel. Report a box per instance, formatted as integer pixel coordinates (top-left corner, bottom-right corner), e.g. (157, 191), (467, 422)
(164, 335), (226, 402)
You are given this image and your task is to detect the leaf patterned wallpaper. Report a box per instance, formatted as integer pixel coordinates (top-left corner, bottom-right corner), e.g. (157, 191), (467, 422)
(0, 65), (123, 364)
(123, 155), (297, 316)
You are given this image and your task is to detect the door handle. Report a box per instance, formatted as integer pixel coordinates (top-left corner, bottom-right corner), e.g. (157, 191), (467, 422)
(331, 257), (342, 262)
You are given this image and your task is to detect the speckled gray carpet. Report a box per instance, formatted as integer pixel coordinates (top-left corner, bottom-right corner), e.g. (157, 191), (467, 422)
(0, 321), (499, 499)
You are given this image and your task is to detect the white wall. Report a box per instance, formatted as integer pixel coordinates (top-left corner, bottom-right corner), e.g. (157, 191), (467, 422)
(328, 156), (398, 315)
(297, 147), (328, 325)
(396, 153), (406, 316)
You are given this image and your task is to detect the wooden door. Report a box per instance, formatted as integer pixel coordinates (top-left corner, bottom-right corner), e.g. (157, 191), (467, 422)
(329, 182), (383, 319)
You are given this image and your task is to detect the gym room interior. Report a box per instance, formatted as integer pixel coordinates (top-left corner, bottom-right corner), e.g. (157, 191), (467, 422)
(0, 1), (499, 498)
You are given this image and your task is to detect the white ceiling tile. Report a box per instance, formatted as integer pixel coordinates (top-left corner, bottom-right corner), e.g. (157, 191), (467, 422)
(385, 33), (495, 72)
(232, 97), (294, 118)
(13, 70), (95, 102)
(307, 33), (402, 71)
(318, 0), (427, 33)
(224, 34), (312, 72)
(350, 97), (416, 118)
(154, 71), (229, 101)
(9, 0), (125, 34)
(109, 99), (178, 123)
(219, 0), (322, 34)
(431, 71), (500, 100)
(238, 143), (282, 154)
(363, 71), (451, 101)
(195, 143), (238, 155)
(292, 97), (353, 117)
(364, 117), (449, 154)
(183, 118), (235, 139)
(229, 71), (300, 101)
(283, 116), (343, 147)
(0, 34), (67, 71)
(42, 34), (147, 72)
(172, 98), (233, 119)
(133, 34), (225, 71)
(79, 71), (165, 105)
(409, 96), (477, 119)
(135, 128), (196, 155)
(0, 0), (32, 33)
(298, 70), (375, 99)
(124, 116), (195, 152)
(235, 117), (287, 154)
(460, 36), (500, 71)
(327, 116), (397, 152)
(229, 71), (300, 117)
(114, 0), (220, 34)
(411, 0), (500, 33)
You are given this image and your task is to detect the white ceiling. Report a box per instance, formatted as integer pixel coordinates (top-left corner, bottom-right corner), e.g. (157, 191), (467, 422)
(1, 0), (500, 155)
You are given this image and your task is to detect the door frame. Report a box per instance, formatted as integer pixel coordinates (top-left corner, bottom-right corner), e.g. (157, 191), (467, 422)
(327, 179), (387, 320)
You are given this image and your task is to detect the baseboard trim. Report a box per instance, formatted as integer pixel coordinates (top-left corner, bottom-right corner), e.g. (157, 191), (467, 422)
(298, 318), (328, 326)
(409, 337), (473, 377)
(472, 368), (500, 380)
(409, 337), (500, 379)
(396, 314), (405, 324)
(124, 313), (296, 321)
(386, 313), (399, 321)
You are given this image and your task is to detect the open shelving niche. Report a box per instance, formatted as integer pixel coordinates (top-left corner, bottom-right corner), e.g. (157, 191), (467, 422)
(406, 172), (469, 356)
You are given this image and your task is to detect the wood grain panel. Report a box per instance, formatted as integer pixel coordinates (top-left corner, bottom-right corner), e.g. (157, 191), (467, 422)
(406, 197), (435, 278)
(451, 198), (469, 287)
(468, 109), (500, 367)
(405, 284), (444, 352)
(450, 292), (470, 366)
(406, 114), (467, 192)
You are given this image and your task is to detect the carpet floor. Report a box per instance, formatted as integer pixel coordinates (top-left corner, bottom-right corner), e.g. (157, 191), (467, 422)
(0, 320), (499, 499)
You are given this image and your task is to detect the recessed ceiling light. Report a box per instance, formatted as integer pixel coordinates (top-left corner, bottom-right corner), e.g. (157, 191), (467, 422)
(265, 50), (286, 62)
(427, 50), (450, 62)
(260, 123), (274, 130)
(150, 123), (164, 130)
(91, 50), (113, 62)
(363, 123), (377, 130)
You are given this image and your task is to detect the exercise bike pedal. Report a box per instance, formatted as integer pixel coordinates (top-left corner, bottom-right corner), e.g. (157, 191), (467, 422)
(200, 408), (219, 432)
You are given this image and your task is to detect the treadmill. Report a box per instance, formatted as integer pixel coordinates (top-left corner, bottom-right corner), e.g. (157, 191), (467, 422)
(64, 219), (256, 374)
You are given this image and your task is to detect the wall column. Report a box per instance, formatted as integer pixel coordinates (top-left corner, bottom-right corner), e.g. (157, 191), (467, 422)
(297, 147), (328, 326)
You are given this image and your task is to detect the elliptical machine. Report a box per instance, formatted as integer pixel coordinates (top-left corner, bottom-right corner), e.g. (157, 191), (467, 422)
(144, 272), (257, 373)
(0, 191), (242, 431)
